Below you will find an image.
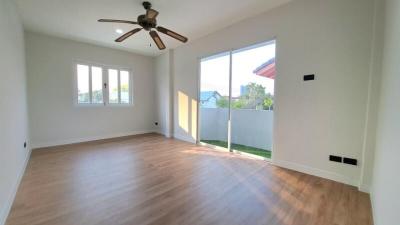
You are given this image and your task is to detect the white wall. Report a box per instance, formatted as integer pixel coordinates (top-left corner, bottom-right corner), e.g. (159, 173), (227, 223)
(25, 32), (157, 148)
(359, 0), (385, 193)
(171, 0), (375, 186)
(0, 0), (30, 224)
(154, 51), (173, 137)
(370, 0), (400, 224)
(200, 108), (273, 150)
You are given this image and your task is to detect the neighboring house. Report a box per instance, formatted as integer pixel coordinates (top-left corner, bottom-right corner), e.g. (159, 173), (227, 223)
(253, 57), (275, 79)
(200, 91), (222, 108)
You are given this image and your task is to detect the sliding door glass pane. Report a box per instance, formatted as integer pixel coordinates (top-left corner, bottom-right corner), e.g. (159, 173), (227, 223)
(108, 69), (119, 103)
(120, 71), (130, 104)
(91, 66), (103, 104)
(230, 42), (275, 158)
(77, 64), (89, 103)
(200, 52), (230, 148)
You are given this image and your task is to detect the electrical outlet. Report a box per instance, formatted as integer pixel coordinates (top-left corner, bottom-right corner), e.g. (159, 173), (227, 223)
(329, 155), (342, 163)
(343, 157), (357, 166)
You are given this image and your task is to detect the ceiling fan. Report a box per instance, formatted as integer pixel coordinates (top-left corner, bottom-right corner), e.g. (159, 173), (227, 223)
(98, 1), (188, 50)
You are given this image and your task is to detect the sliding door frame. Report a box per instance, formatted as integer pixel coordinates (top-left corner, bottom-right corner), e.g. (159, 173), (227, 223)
(196, 51), (232, 152)
(197, 38), (277, 160)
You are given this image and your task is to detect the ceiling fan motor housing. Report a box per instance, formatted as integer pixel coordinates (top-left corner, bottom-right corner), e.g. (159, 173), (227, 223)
(137, 14), (156, 31)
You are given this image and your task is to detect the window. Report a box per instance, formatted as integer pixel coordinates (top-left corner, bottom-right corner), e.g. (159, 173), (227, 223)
(75, 62), (132, 105)
(77, 64), (90, 104)
(91, 66), (103, 104)
(120, 70), (130, 104)
(108, 69), (119, 104)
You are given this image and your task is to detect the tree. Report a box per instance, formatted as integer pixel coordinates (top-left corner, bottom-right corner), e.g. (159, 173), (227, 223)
(263, 96), (273, 110)
(215, 83), (274, 110)
(216, 97), (229, 108)
(232, 99), (246, 109)
(246, 83), (266, 100)
(240, 83), (267, 109)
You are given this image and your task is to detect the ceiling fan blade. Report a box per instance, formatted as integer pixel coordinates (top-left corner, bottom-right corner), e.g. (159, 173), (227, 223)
(115, 28), (142, 42)
(156, 26), (188, 43)
(146, 9), (159, 19)
(149, 31), (166, 50)
(98, 19), (137, 25)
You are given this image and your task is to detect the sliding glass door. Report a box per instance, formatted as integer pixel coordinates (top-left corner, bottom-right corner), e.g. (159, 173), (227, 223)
(199, 52), (231, 147)
(230, 44), (275, 158)
(199, 41), (275, 159)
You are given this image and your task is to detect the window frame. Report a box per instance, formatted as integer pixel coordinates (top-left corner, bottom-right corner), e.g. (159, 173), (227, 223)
(73, 60), (134, 107)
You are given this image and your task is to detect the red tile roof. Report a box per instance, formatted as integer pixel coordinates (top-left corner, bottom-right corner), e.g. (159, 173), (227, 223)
(253, 58), (275, 79)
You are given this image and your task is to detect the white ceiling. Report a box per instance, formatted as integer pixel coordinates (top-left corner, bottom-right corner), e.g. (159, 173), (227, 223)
(15, 0), (292, 56)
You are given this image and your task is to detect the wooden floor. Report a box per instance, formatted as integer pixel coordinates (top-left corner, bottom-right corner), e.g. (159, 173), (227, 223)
(6, 133), (373, 225)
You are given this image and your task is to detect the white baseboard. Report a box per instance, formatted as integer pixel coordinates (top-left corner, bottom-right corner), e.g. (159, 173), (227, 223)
(155, 129), (172, 138)
(173, 137), (360, 188)
(0, 148), (32, 225)
(173, 133), (196, 143)
(369, 188), (377, 225)
(32, 130), (158, 149)
(273, 159), (358, 187)
(358, 183), (370, 193)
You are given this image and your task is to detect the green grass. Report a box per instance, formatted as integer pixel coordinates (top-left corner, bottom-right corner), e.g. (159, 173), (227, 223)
(201, 140), (271, 159)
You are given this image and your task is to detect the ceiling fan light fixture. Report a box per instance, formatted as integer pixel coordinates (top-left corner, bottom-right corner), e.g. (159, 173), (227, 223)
(98, 1), (188, 50)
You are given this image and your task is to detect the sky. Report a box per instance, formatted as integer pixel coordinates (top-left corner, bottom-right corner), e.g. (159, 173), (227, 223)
(200, 42), (275, 97)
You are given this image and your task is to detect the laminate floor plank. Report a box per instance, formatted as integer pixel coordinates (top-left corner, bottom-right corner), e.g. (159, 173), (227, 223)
(6, 133), (373, 225)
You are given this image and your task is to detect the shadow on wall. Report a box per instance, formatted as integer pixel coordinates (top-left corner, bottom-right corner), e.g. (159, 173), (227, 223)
(178, 91), (197, 141)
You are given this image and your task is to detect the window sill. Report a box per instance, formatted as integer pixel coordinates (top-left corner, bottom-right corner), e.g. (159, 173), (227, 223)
(74, 103), (134, 108)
